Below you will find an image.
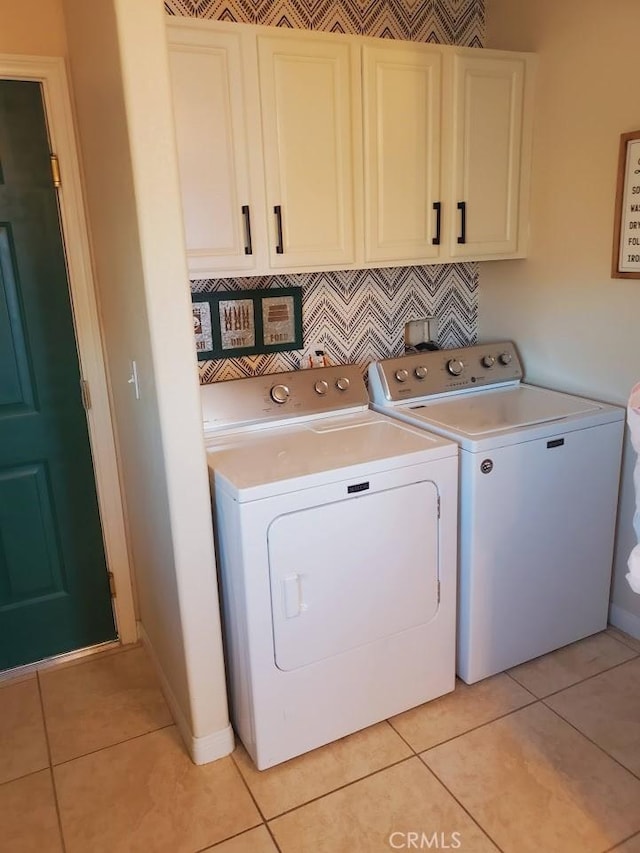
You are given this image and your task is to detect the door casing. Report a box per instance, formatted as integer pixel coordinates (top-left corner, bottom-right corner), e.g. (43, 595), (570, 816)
(0, 53), (137, 656)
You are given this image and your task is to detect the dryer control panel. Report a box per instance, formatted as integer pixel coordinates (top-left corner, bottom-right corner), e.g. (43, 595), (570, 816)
(201, 364), (369, 432)
(369, 341), (523, 403)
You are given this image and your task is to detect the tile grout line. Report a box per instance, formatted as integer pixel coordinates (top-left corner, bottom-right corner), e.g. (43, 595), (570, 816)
(188, 635), (639, 848)
(229, 751), (283, 853)
(263, 822), (283, 853)
(0, 765), (52, 789)
(605, 628), (640, 654)
(505, 648), (640, 700)
(25, 626), (630, 853)
(384, 716), (425, 757)
(609, 638), (640, 654)
(226, 698), (544, 835)
(412, 668), (638, 852)
(209, 658), (637, 851)
(457, 657), (640, 788)
(388, 717), (507, 853)
(541, 700), (640, 783)
(239, 749), (418, 823)
(388, 694), (539, 754)
(230, 723), (420, 824)
(604, 828), (640, 852)
(47, 722), (177, 771)
(503, 669), (529, 689)
(419, 759), (507, 853)
(272, 755), (418, 820)
(235, 712), (511, 843)
(36, 671), (68, 853)
(192, 823), (273, 853)
(530, 652), (640, 701)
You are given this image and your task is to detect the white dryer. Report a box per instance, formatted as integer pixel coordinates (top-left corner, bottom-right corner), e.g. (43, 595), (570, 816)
(202, 364), (458, 769)
(369, 342), (625, 684)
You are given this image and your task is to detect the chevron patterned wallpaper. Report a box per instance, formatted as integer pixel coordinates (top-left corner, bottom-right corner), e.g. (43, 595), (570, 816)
(165, 0), (485, 381)
(165, 0), (484, 45)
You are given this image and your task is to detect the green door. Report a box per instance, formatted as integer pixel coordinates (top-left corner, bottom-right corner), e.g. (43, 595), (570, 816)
(0, 80), (116, 670)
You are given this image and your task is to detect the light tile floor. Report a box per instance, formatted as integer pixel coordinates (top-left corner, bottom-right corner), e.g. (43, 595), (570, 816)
(1, 629), (639, 853)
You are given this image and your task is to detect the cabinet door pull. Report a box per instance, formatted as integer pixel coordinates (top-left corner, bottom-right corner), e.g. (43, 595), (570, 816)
(242, 205), (253, 255)
(432, 201), (442, 246)
(274, 205), (284, 254)
(457, 201), (467, 244)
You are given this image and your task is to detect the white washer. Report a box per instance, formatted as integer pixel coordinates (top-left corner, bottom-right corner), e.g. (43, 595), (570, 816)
(202, 364), (458, 769)
(369, 342), (625, 684)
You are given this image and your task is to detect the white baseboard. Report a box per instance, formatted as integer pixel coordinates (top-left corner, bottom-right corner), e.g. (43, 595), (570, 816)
(188, 719), (236, 766)
(609, 603), (640, 640)
(139, 623), (235, 765)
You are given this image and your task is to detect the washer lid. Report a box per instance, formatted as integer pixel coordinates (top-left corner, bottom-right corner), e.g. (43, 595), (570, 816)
(206, 409), (456, 500)
(414, 385), (602, 436)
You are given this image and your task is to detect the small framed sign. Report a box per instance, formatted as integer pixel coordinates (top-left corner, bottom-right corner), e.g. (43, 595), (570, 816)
(192, 287), (303, 360)
(612, 130), (640, 278)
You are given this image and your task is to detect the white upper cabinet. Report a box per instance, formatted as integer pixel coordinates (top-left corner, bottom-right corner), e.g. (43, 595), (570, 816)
(167, 20), (535, 277)
(168, 22), (266, 276)
(362, 45), (535, 264)
(448, 52), (532, 259)
(257, 33), (359, 269)
(362, 42), (442, 264)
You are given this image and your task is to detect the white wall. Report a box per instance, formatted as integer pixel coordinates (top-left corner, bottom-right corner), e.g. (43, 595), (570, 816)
(62, 0), (232, 759)
(481, 0), (640, 636)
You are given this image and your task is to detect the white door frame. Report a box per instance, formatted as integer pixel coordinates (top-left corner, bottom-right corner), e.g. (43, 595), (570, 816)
(0, 53), (137, 647)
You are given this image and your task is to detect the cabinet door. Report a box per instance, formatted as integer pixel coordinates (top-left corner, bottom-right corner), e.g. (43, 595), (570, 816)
(449, 54), (526, 259)
(362, 44), (442, 264)
(258, 34), (357, 269)
(169, 28), (261, 276)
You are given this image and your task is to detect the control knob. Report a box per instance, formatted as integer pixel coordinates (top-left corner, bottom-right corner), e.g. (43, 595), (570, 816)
(447, 358), (464, 377)
(395, 369), (409, 383)
(498, 352), (512, 366)
(414, 366), (428, 380)
(336, 376), (350, 391)
(270, 384), (290, 404)
(481, 355), (495, 369)
(314, 380), (328, 395)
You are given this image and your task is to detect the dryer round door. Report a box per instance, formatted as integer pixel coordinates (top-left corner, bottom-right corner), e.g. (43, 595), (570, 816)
(267, 478), (440, 671)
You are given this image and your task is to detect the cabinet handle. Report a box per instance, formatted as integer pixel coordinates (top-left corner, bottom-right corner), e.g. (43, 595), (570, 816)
(274, 205), (284, 254)
(457, 201), (467, 244)
(432, 201), (442, 246)
(242, 205), (253, 255)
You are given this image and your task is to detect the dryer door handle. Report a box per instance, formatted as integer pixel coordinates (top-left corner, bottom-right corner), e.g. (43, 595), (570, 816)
(283, 574), (307, 618)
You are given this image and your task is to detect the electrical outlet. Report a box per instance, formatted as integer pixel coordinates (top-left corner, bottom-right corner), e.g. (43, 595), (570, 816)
(405, 317), (436, 350)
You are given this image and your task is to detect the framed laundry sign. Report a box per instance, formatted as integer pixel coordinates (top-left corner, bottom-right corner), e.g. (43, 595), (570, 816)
(612, 130), (640, 278)
(192, 287), (303, 360)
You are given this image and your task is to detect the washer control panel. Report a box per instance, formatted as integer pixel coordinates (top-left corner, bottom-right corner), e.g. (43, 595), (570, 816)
(201, 364), (368, 432)
(369, 341), (523, 403)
